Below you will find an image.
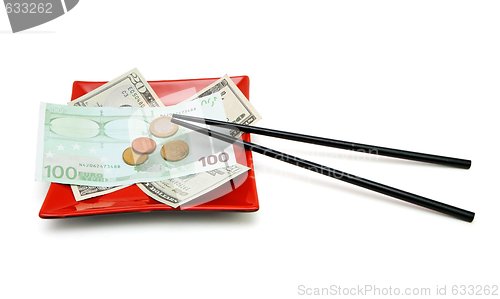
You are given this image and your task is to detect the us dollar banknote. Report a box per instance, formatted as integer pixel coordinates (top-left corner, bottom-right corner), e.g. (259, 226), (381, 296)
(187, 75), (261, 135)
(69, 68), (164, 108)
(69, 69), (165, 200)
(138, 75), (261, 207)
(138, 164), (250, 208)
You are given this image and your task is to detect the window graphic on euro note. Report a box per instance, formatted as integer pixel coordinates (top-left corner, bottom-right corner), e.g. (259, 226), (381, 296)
(3, 0), (78, 33)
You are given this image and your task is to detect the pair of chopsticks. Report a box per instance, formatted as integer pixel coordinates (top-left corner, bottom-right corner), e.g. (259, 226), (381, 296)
(171, 114), (474, 222)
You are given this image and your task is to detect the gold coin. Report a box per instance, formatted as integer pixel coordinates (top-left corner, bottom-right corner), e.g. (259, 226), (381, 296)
(131, 137), (156, 154)
(161, 140), (189, 162)
(149, 116), (179, 138)
(122, 147), (148, 166)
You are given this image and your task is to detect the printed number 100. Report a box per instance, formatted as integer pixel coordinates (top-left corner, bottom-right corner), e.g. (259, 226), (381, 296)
(45, 165), (77, 179)
(199, 152), (230, 167)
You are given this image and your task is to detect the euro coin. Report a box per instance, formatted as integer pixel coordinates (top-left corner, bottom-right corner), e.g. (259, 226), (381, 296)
(161, 140), (189, 162)
(122, 147), (148, 166)
(149, 116), (179, 138)
(131, 137), (156, 154)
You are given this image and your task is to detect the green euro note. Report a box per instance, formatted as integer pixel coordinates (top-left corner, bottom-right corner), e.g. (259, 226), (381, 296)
(36, 94), (238, 187)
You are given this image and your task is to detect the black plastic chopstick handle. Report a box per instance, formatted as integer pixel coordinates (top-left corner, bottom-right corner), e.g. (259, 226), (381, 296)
(172, 114), (471, 169)
(171, 118), (475, 222)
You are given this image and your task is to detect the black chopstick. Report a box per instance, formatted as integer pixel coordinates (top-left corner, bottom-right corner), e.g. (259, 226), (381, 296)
(171, 117), (475, 222)
(172, 114), (471, 169)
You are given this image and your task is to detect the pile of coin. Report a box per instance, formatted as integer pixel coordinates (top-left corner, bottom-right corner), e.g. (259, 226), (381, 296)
(122, 116), (189, 166)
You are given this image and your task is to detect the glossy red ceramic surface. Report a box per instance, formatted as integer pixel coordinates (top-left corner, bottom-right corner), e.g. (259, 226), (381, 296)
(39, 76), (259, 218)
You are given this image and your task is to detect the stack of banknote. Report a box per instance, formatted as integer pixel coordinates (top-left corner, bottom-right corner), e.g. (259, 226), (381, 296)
(37, 69), (261, 208)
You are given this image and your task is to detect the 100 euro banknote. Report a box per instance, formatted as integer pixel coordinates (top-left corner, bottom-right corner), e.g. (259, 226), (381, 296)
(36, 94), (238, 187)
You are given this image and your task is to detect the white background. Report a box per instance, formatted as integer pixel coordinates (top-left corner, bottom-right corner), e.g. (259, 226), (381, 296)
(0, 1), (499, 298)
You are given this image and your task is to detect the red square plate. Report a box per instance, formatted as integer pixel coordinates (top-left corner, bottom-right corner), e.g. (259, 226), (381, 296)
(39, 76), (259, 218)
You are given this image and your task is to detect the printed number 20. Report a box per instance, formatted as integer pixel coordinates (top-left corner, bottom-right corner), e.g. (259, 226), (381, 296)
(198, 152), (230, 167)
